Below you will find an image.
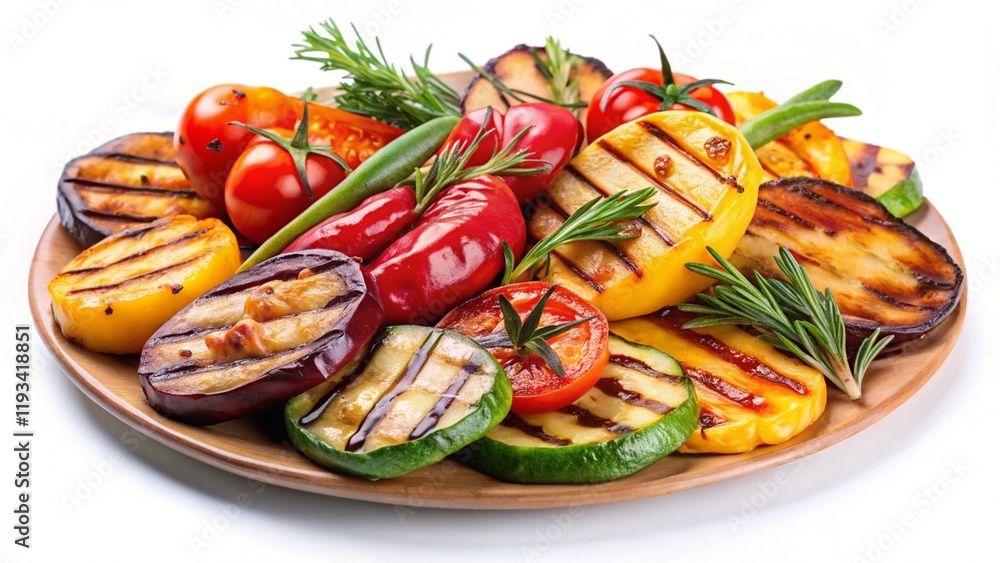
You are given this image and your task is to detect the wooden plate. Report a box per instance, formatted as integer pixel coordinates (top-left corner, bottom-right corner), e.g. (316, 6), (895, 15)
(28, 72), (966, 508)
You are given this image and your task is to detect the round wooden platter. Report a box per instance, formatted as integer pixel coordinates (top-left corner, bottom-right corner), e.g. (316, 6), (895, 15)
(28, 200), (965, 509)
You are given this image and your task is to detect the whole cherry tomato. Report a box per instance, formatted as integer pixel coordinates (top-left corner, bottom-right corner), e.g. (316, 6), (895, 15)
(225, 113), (350, 244)
(442, 104), (580, 204)
(175, 84), (297, 207)
(369, 176), (526, 326)
(437, 282), (610, 414)
(586, 37), (735, 143)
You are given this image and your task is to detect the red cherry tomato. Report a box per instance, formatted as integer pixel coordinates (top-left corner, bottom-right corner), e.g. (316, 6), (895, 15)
(289, 98), (404, 169)
(587, 68), (736, 142)
(437, 282), (610, 414)
(224, 128), (348, 244)
(369, 176), (526, 326)
(283, 187), (417, 262)
(442, 104), (580, 204)
(175, 84), (297, 207)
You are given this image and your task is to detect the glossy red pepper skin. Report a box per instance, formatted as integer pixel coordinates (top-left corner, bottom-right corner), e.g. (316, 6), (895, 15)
(369, 176), (526, 326)
(442, 104), (580, 205)
(282, 187), (417, 262)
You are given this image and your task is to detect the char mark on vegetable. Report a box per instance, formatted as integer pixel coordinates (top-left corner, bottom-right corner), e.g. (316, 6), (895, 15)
(592, 378), (673, 415)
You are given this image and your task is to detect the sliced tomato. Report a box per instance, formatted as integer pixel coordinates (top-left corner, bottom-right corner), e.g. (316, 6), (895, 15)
(437, 282), (609, 414)
(289, 98), (404, 169)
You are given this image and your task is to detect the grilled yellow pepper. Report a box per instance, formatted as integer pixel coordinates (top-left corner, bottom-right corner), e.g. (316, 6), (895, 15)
(727, 91), (854, 186)
(528, 110), (763, 320)
(612, 310), (827, 454)
(49, 216), (240, 354)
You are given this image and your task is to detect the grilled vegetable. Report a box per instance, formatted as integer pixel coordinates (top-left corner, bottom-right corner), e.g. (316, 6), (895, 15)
(285, 326), (512, 479)
(612, 310), (827, 454)
(460, 42), (612, 128)
(57, 132), (220, 247)
(527, 110), (763, 320)
(463, 334), (697, 483)
(727, 90), (855, 186)
(731, 178), (963, 342)
(48, 216), (240, 355)
(139, 250), (383, 425)
(841, 137), (923, 216)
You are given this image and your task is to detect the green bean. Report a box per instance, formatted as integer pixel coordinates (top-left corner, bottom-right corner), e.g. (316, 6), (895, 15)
(741, 100), (861, 150)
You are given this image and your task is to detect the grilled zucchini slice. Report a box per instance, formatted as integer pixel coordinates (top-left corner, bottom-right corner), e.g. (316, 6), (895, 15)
(463, 334), (697, 484)
(139, 250), (383, 425)
(57, 132), (220, 247)
(841, 137), (924, 217)
(732, 177), (963, 343)
(48, 215), (240, 355)
(285, 326), (512, 480)
(527, 110), (763, 320)
(612, 311), (827, 454)
(460, 44), (612, 128)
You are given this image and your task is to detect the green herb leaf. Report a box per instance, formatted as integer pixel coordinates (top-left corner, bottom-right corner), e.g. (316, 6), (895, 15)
(679, 246), (895, 400)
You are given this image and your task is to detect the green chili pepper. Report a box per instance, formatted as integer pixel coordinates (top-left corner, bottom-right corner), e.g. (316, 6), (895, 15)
(740, 80), (861, 150)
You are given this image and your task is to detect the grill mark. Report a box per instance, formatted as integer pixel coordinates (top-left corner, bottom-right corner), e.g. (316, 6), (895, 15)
(549, 251), (604, 292)
(857, 283), (938, 311)
(699, 408), (728, 430)
(564, 165), (674, 247)
(298, 339), (381, 426)
(658, 312), (808, 394)
(684, 365), (767, 410)
(409, 359), (479, 440)
(558, 404), (633, 435)
(597, 139), (712, 221)
(88, 152), (177, 166)
(546, 200), (641, 277)
(501, 413), (572, 446)
(61, 229), (211, 275)
(756, 199), (819, 230)
(345, 331), (443, 452)
(847, 141), (881, 188)
(593, 378), (672, 415)
(82, 210), (162, 223)
(66, 257), (199, 295)
(608, 354), (684, 384)
(638, 121), (738, 190)
(67, 178), (200, 197)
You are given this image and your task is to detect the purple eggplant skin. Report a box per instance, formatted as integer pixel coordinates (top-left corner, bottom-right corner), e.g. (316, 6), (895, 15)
(138, 250), (383, 425)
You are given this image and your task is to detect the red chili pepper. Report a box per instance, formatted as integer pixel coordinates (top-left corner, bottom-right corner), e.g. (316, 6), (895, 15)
(441, 103), (580, 205)
(368, 176), (526, 326)
(282, 186), (416, 262)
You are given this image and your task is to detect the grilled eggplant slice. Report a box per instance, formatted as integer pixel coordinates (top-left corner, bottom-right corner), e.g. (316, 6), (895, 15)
(285, 326), (512, 480)
(57, 132), (220, 247)
(841, 137), (923, 217)
(48, 216), (240, 355)
(139, 250), (383, 425)
(460, 44), (612, 127)
(732, 177), (962, 342)
(463, 334), (697, 484)
(613, 310), (827, 454)
(527, 110), (763, 320)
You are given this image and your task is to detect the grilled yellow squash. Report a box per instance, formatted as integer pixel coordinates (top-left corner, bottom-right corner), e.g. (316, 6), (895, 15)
(612, 310), (827, 454)
(49, 215), (240, 354)
(57, 132), (221, 247)
(727, 91), (854, 187)
(527, 111), (763, 320)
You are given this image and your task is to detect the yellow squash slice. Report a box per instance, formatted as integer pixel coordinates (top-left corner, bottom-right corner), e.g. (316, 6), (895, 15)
(49, 215), (240, 354)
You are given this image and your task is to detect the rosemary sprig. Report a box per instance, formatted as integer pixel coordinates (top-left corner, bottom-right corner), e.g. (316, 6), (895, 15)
(474, 285), (594, 377)
(292, 20), (462, 129)
(458, 37), (589, 110)
(501, 188), (658, 285)
(678, 247), (894, 400)
(410, 108), (550, 214)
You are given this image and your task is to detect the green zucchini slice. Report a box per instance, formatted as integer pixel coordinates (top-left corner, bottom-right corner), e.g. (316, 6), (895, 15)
(285, 326), (512, 480)
(463, 334), (698, 484)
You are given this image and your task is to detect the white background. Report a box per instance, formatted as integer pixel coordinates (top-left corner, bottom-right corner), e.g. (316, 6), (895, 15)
(2, 0), (998, 561)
